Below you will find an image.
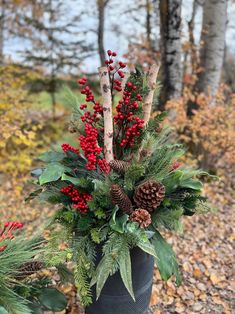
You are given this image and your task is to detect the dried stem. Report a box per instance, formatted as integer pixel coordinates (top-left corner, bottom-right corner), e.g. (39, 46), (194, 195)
(120, 72), (130, 98)
(98, 66), (114, 162)
(143, 63), (160, 126)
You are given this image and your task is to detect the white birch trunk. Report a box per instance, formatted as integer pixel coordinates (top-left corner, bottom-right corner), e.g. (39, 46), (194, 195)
(98, 66), (114, 162)
(196, 0), (227, 98)
(159, 0), (182, 108)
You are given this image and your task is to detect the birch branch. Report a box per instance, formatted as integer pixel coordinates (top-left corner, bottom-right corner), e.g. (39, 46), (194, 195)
(143, 64), (160, 126)
(98, 66), (114, 162)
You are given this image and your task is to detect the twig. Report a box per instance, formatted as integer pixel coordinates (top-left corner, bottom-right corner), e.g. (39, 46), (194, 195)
(98, 66), (114, 162)
(143, 64), (160, 126)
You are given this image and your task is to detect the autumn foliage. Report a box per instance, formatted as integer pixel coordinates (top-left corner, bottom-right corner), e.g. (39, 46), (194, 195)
(166, 85), (235, 184)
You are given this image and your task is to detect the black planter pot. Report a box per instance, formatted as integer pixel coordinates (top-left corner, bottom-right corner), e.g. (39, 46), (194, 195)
(85, 246), (154, 314)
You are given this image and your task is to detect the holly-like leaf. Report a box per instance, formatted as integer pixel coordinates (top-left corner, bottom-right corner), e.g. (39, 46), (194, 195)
(151, 230), (181, 285)
(38, 151), (64, 163)
(39, 164), (71, 185)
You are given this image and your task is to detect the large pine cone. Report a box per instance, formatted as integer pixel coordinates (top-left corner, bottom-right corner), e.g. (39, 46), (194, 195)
(110, 184), (133, 214)
(130, 209), (151, 228)
(15, 260), (44, 280)
(134, 180), (165, 212)
(109, 160), (130, 173)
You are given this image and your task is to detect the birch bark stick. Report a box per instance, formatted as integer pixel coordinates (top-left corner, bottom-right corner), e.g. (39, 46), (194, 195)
(143, 64), (160, 126)
(98, 66), (114, 162)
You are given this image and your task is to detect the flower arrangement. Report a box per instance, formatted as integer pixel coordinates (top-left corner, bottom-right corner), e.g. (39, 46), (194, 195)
(30, 50), (214, 307)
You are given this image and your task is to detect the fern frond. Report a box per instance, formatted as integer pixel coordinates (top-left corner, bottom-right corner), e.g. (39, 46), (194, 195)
(73, 235), (96, 307)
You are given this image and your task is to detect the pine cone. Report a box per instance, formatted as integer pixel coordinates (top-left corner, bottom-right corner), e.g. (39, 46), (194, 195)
(130, 209), (151, 228)
(134, 180), (165, 212)
(15, 260), (44, 280)
(109, 160), (130, 173)
(110, 184), (133, 214)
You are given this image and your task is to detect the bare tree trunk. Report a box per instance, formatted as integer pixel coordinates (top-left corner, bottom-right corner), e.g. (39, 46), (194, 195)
(97, 0), (108, 66)
(0, 0), (5, 65)
(159, 0), (182, 109)
(146, 0), (151, 48)
(196, 0), (227, 97)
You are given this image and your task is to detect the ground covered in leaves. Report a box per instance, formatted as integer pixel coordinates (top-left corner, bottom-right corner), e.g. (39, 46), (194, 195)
(148, 182), (235, 314)
(1, 180), (234, 314)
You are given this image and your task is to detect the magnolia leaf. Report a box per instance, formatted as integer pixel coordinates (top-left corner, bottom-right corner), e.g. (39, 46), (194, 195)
(38, 288), (67, 311)
(38, 151), (64, 163)
(118, 247), (135, 301)
(39, 164), (71, 185)
(109, 207), (128, 233)
(151, 231), (181, 285)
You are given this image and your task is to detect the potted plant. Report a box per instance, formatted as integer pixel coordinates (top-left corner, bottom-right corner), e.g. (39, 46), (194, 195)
(0, 221), (68, 314)
(29, 50), (214, 314)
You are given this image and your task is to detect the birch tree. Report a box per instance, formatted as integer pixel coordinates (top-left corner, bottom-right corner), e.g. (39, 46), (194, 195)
(196, 0), (227, 97)
(159, 0), (182, 109)
(96, 0), (110, 65)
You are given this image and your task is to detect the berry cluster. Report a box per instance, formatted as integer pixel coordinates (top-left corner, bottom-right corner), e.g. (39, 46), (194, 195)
(0, 221), (24, 252)
(80, 85), (95, 103)
(98, 158), (110, 175)
(114, 81), (144, 148)
(77, 79), (105, 170)
(61, 185), (92, 213)
(104, 50), (127, 93)
(61, 143), (79, 154)
(79, 124), (103, 170)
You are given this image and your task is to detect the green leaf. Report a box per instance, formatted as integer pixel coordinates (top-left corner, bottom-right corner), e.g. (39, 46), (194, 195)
(27, 302), (43, 314)
(163, 170), (183, 194)
(110, 207), (128, 233)
(151, 231), (181, 285)
(38, 151), (64, 163)
(0, 307), (9, 314)
(180, 178), (203, 190)
(137, 238), (158, 259)
(61, 173), (83, 185)
(38, 288), (67, 311)
(39, 164), (71, 185)
(152, 207), (184, 232)
(118, 247), (135, 301)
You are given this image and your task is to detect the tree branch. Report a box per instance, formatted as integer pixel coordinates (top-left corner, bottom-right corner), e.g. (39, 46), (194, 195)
(143, 63), (160, 126)
(98, 66), (114, 162)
